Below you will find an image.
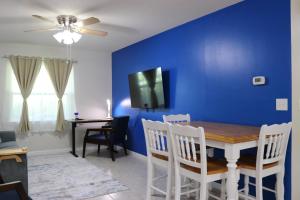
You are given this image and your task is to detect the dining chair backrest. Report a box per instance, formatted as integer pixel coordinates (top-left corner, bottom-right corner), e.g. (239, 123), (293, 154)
(257, 122), (292, 169)
(170, 124), (207, 175)
(163, 114), (191, 124)
(142, 119), (172, 160)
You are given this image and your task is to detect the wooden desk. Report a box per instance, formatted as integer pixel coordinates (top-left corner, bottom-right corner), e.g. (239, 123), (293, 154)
(182, 121), (260, 200)
(67, 118), (113, 157)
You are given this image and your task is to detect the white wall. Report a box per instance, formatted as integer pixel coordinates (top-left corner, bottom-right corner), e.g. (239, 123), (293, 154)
(292, 0), (300, 199)
(0, 43), (112, 152)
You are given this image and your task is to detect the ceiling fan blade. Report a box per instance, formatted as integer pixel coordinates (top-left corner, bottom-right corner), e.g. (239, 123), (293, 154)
(77, 17), (100, 26)
(24, 27), (60, 32)
(32, 15), (55, 23)
(79, 28), (108, 37)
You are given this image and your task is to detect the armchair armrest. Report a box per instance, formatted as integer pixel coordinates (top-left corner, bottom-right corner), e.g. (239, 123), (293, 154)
(0, 148), (28, 156)
(0, 181), (29, 200)
(0, 148), (27, 163)
(0, 131), (16, 143)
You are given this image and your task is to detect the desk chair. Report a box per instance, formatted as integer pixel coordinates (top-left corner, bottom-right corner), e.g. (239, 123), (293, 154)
(82, 116), (130, 161)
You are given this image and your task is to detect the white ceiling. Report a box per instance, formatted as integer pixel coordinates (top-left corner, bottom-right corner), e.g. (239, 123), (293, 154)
(0, 0), (241, 52)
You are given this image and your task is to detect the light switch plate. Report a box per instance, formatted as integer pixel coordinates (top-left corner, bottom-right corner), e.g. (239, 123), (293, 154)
(276, 98), (288, 111)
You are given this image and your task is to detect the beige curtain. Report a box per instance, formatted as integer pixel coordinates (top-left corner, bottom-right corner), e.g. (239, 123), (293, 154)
(9, 55), (42, 133)
(44, 59), (73, 131)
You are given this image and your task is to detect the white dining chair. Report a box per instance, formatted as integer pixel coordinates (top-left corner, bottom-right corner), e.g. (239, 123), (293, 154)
(169, 123), (228, 200)
(238, 122), (292, 200)
(142, 119), (203, 199)
(142, 119), (174, 200)
(163, 114), (214, 158)
(163, 113), (219, 197)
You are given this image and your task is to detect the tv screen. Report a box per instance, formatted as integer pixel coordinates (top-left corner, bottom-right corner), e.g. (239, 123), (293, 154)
(128, 67), (165, 109)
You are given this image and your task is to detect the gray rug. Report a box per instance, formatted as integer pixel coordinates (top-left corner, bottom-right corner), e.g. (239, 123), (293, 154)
(28, 153), (128, 200)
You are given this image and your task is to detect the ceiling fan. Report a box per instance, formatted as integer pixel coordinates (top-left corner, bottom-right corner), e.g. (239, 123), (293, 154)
(25, 15), (108, 45)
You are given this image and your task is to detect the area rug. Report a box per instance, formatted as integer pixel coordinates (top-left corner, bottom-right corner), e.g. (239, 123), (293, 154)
(28, 153), (128, 200)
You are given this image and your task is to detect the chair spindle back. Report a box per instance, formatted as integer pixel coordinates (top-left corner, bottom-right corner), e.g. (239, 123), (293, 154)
(170, 124), (207, 175)
(142, 119), (172, 159)
(257, 122), (292, 168)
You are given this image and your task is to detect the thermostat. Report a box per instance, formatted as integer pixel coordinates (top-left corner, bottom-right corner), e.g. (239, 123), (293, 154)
(252, 76), (266, 86)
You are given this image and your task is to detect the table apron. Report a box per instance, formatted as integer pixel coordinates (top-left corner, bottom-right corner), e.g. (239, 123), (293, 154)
(206, 140), (257, 151)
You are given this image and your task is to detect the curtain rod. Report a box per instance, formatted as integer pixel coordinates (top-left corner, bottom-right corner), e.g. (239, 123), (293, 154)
(2, 55), (78, 64)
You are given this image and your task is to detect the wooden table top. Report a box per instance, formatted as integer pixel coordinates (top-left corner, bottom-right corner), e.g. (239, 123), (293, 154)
(179, 121), (260, 144)
(67, 118), (113, 123)
(0, 147), (28, 156)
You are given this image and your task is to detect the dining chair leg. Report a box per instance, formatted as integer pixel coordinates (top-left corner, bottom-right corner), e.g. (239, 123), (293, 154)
(276, 171), (285, 200)
(97, 144), (101, 154)
(244, 175), (249, 200)
(166, 164), (172, 200)
(146, 161), (154, 200)
(221, 179), (226, 199)
(200, 181), (207, 200)
(206, 184), (209, 200)
(256, 177), (263, 200)
(175, 168), (181, 200)
(82, 140), (86, 158)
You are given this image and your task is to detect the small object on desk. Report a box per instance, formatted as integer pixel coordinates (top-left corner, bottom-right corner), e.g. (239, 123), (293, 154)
(106, 99), (112, 119)
(74, 112), (79, 120)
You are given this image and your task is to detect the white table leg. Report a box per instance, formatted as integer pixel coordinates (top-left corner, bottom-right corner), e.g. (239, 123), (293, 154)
(225, 144), (240, 200)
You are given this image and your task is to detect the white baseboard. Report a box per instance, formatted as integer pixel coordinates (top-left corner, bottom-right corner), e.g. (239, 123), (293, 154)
(127, 149), (147, 161)
(28, 145), (147, 163)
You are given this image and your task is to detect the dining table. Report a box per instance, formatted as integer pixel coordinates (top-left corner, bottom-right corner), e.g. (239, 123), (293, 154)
(180, 121), (260, 200)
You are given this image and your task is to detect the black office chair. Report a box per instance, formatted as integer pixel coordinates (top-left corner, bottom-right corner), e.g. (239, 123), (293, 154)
(82, 116), (130, 161)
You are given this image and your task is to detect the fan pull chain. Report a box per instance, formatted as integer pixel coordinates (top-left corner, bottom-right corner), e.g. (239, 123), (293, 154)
(66, 44), (72, 63)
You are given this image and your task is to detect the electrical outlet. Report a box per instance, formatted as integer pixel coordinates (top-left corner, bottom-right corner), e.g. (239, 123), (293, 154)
(276, 98), (288, 111)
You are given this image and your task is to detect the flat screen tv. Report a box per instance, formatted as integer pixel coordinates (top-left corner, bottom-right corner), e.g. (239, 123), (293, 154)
(128, 67), (165, 109)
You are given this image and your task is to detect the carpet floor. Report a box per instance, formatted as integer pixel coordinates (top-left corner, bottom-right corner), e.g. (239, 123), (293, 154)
(28, 153), (128, 200)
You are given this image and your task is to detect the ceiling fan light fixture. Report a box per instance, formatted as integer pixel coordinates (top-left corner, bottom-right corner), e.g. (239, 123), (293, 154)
(72, 32), (82, 43)
(63, 37), (73, 45)
(53, 30), (82, 45)
(53, 32), (63, 43)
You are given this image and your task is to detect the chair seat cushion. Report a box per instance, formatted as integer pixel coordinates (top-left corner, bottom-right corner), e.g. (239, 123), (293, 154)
(152, 153), (168, 161)
(86, 127), (112, 132)
(238, 155), (278, 170)
(0, 141), (18, 149)
(180, 158), (228, 175)
(86, 134), (106, 140)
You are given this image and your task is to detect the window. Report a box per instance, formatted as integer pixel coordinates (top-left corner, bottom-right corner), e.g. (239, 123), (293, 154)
(2, 62), (76, 132)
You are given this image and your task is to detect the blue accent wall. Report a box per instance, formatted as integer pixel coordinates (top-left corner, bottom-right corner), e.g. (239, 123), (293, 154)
(112, 0), (291, 199)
